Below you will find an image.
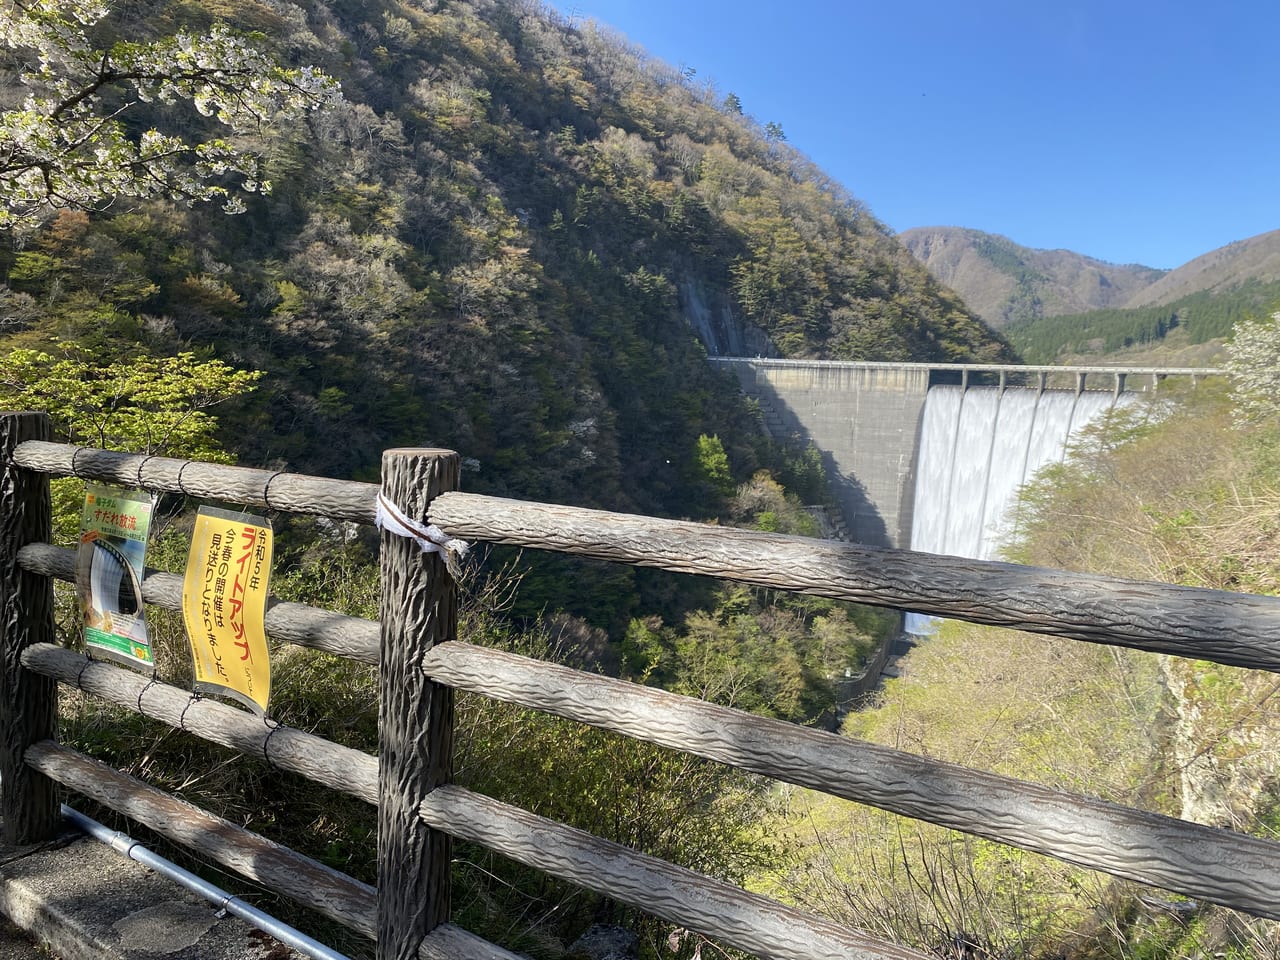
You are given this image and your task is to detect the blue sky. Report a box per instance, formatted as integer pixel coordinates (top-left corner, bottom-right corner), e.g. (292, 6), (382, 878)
(553, 0), (1278, 270)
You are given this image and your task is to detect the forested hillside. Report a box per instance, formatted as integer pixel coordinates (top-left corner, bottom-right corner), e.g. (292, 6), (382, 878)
(1, 4), (1024, 956)
(903, 226), (1280, 363)
(1004, 277), (1280, 362)
(2, 0), (1010, 512)
(1002, 230), (1280, 363)
(762, 368), (1280, 960)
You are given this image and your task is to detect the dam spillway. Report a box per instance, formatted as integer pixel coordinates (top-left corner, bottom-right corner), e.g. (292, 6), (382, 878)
(721, 362), (931, 548)
(712, 359), (1221, 555)
(909, 385), (1127, 560)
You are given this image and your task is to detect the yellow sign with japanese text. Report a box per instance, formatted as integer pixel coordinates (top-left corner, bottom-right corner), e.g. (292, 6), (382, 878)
(181, 507), (273, 714)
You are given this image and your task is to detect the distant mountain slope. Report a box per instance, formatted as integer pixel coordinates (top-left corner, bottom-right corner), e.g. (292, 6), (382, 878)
(900, 227), (1166, 328)
(1124, 228), (1280, 307)
(972, 229), (1280, 362)
(1004, 275), (1280, 363)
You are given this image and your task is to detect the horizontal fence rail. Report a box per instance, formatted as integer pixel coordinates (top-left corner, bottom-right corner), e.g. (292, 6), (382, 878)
(23, 749), (523, 960)
(13, 441), (379, 523)
(420, 784), (927, 960)
(17, 543), (379, 665)
(22, 644), (378, 804)
(416, 924), (525, 960)
(20, 440), (1280, 674)
(421, 640), (1280, 920)
(428, 492), (1280, 673)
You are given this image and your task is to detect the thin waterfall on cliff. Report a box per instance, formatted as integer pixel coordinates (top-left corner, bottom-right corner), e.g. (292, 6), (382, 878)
(905, 385), (1129, 635)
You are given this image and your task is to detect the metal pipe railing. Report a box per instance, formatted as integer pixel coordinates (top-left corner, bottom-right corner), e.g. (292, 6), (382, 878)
(61, 804), (352, 960)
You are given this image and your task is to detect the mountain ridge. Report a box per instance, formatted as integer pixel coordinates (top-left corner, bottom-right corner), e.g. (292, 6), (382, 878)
(1123, 228), (1280, 308)
(899, 226), (1166, 329)
(901, 225), (1280, 338)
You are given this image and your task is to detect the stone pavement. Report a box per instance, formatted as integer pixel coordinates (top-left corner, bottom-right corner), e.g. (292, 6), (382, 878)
(0, 823), (306, 960)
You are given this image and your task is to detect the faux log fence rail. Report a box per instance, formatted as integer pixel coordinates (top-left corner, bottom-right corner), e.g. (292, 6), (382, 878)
(4, 422), (1280, 959)
(21, 642), (378, 804)
(16, 542), (380, 665)
(17, 439), (1280, 672)
(424, 494), (1280, 672)
(26, 740), (378, 937)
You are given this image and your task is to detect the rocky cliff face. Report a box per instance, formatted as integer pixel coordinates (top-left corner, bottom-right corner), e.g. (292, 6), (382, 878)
(1161, 656), (1280, 829)
(679, 279), (775, 357)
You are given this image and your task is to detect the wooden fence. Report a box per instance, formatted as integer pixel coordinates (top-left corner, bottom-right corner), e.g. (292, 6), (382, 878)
(3, 409), (1280, 960)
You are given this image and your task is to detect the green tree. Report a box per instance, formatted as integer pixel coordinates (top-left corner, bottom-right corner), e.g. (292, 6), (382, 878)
(0, 347), (260, 459)
(694, 433), (734, 509)
(0, 0), (340, 230)
(724, 91), (743, 114)
(0, 345), (260, 546)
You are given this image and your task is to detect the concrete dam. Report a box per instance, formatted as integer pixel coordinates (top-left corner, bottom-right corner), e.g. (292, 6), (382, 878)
(712, 359), (1221, 555)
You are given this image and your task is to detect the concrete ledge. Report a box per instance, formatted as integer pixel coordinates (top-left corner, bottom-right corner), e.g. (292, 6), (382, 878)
(0, 826), (306, 960)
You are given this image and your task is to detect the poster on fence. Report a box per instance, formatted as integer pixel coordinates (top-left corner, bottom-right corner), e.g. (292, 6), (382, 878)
(181, 507), (274, 714)
(76, 485), (155, 669)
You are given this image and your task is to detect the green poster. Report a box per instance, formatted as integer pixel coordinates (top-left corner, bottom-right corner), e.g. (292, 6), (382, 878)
(76, 484), (155, 669)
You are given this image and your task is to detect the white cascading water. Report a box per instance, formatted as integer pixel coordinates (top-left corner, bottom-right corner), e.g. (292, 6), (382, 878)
(905, 386), (1129, 635)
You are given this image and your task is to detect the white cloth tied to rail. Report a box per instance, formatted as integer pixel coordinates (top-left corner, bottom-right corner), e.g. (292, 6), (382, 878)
(375, 492), (470, 579)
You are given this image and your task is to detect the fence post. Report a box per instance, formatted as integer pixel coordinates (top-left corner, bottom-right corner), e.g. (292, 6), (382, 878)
(0, 412), (60, 845)
(378, 448), (459, 960)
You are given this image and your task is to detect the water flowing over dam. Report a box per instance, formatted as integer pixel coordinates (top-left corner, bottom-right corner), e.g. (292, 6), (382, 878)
(909, 385), (1128, 561)
(903, 385), (1129, 637)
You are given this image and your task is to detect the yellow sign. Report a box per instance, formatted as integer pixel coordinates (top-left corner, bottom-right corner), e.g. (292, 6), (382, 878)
(181, 507), (273, 714)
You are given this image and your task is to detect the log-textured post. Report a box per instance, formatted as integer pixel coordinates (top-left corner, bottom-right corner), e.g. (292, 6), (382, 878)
(378, 449), (458, 960)
(0, 413), (59, 845)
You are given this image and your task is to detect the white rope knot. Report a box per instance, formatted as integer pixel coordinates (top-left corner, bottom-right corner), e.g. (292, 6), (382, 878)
(375, 491), (470, 578)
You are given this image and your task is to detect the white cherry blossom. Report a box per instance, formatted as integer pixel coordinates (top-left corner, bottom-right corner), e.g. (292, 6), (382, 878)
(1225, 310), (1280, 423)
(0, 0), (341, 229)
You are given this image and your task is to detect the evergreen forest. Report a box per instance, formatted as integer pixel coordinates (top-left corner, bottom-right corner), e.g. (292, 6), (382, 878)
(1006, 277), (1280, 362)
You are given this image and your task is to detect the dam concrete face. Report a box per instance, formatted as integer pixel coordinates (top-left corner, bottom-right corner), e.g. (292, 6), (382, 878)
(714, 359), (1221, 552)
(717, 360), (930, 549)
